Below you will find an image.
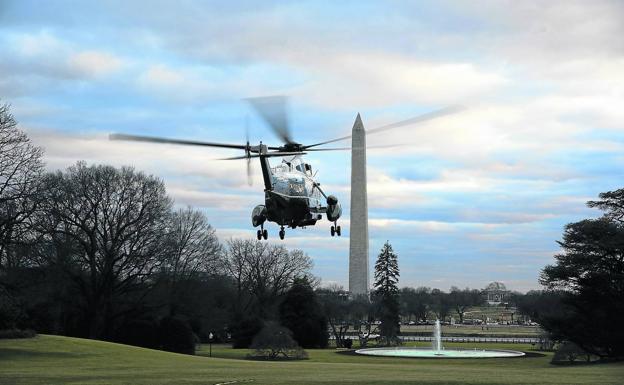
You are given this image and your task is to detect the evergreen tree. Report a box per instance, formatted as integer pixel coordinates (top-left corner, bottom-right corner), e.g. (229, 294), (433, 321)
(373, 241), (400, 345)
(278, 277), (328, 348)
(539, 188), (624, 359)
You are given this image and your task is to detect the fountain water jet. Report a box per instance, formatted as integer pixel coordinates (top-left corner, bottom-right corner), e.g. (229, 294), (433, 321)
(432, 319), (442, 353)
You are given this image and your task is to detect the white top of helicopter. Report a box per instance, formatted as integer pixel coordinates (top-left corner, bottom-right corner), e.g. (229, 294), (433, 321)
(269, 155), (323, 208)
(271, 155), (313, 177)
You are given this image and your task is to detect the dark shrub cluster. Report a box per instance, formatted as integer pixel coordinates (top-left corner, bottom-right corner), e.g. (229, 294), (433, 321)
(551, 342), (594, 365)
(230, 316), (264, 348)
(248, 322), (307, 360)
(159, 316), (196, 355)
(114, 319), (160, 349)
(0, 329), (36, 339)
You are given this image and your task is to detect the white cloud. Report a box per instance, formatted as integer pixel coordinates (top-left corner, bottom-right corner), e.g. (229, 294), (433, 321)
(139, 64), (185, 87)
(11, 31), (66, 57)
(2, 32), (127, 84)
(68, 51), (124, 77)
(26, 129), (262, 189)
(167, 185), (252, 211)
(295, 54), (509, 107)
(369, 218), (456, 232)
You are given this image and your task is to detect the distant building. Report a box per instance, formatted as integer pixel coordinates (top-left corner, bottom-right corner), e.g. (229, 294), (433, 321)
(484, 281), (509, 305)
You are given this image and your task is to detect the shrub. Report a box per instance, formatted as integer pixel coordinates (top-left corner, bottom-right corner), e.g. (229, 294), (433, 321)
(0, 288), (22, 330)
(158, 316), (195, 355)
(552, 342), (593, 365)
(230, 316), (264, 348)
(248, 321), (307, 360)
(115, 319), (159, 349)
(0, 328), (36, 339)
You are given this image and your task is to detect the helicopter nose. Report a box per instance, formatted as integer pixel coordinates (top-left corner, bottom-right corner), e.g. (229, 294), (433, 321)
(288, 179), (305, 195)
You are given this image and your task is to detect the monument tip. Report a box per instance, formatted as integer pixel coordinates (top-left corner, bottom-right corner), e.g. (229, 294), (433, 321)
(353, 113), (364, 131)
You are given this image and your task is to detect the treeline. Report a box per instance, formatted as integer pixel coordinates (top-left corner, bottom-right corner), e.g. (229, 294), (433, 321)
(398, 287), (483, 324)
(318, 285), (523, 348)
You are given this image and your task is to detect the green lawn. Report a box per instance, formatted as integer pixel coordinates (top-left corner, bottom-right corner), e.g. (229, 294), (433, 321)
(1, 335), (623, 384)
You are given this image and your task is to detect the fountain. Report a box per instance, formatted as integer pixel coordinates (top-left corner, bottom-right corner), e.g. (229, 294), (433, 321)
(432, 319), (442, 353)
(355, 319), (525, 359)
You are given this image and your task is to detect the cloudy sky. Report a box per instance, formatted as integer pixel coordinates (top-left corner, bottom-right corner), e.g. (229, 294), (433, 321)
(1, 1), (623, 292)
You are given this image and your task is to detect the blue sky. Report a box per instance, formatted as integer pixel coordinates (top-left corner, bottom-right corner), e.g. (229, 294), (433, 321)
(1, 1), (623, 292)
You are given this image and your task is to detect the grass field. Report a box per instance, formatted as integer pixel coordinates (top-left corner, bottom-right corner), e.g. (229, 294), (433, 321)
(1, 335), (623, 384)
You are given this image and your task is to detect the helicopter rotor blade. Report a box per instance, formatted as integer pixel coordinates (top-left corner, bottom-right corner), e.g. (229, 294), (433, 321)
(303, 105), (463, 149)
(367, 105), (464, 135)
(304, 147), (351, 151)
(305, 144), (403, 152)
(246, 157), (252, 186)
(218, 151), (306, 160)
(244, 116), (253, 186)
(110, 133), (251, 150)
(265, 151), (306, 157)
(219, 154), (262, 160)
(246, 96), (294, 144)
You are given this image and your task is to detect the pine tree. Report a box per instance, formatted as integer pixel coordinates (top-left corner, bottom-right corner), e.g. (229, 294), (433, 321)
(373, 241), (400, 345)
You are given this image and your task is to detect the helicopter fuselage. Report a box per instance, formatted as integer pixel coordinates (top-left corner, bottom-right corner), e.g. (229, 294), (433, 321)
(251, 149), (342, 239)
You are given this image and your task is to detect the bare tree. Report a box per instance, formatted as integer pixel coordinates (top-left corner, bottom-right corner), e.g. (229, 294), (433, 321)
(162, 206), (221, 314)
(223, 239), (312, 317)
(350, 294), (378, 348)
(317, 284), (350, 347)
(449, 287), (483, 324)
(430, 288), (452, 321)
(37, 162), (172, 339)
(0, 103), (44, 269)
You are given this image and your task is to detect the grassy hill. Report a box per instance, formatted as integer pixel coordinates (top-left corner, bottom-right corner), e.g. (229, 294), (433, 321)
(1, 335), (623, 384)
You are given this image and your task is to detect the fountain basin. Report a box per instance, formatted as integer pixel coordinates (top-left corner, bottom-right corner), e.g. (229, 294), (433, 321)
(355, 347), (525, 359)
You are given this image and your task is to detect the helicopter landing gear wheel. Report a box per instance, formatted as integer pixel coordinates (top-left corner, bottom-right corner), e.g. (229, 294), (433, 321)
(263, 229), (268, 240)
(331, 221), (341, 237)
(257, 229), (262, 240)
(279, 227), (285, 240)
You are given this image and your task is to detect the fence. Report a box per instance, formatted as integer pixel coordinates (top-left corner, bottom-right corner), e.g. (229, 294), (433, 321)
(332, 335), (539, 344)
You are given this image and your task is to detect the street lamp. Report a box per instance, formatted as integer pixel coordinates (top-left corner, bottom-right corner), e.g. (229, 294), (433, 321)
(209, 332), (213, 357)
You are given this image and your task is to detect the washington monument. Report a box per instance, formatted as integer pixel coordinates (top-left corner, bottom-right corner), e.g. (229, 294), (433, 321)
(349, 114), (369, 296)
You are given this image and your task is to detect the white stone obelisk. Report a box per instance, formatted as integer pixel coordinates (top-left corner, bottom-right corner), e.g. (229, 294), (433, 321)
(349, 113), (369, 296)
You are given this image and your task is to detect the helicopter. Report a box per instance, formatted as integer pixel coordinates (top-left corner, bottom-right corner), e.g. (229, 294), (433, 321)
(110, 97), (460, 240)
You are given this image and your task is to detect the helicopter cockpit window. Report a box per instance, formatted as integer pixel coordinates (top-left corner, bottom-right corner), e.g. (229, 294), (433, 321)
(280, 159), (293, 172)
(305, 163), (312, 175)
(284, 157), (305, 173)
